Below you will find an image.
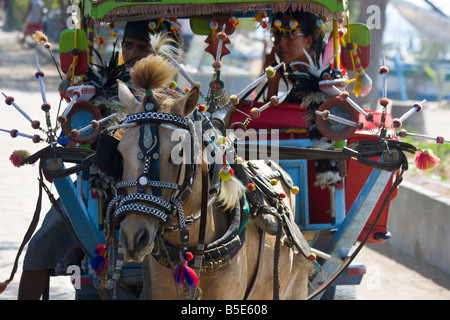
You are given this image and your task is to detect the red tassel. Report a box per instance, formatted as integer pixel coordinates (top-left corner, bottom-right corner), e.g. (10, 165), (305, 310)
(9, 150), (30, 167)
(414, 149), (440, 171)
(91, 244), (107, 275)
(174, 252), (199, 288)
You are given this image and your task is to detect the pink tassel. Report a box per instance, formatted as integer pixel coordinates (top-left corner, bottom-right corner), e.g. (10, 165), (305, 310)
(414, 149), (440, 171)
(9, 150), (30, 167)
(174, 252), (199, 288)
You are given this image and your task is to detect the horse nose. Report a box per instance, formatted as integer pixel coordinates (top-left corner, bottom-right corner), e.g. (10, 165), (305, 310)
(135, 227), (150, 254)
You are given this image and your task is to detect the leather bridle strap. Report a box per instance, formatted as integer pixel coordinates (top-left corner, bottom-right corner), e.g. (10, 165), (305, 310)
(192, 145), (209, 291)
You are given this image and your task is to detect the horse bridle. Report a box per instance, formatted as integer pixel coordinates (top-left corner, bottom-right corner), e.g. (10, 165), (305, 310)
(105, 97), (221, 236)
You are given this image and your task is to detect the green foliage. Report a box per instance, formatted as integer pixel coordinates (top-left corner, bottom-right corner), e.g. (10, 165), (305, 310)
(423, 64), (450, 102)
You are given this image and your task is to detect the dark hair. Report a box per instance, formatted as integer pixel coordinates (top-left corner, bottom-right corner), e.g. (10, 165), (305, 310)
(270, 10), (324, 64)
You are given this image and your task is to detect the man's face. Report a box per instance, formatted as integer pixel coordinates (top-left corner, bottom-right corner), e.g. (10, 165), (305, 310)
(122, 37), (153, 68)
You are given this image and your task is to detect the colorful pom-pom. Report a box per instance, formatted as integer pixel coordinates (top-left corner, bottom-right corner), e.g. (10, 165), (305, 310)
(198, 104), (207, 112)
(217, 136), (227, 145)
(414, 149), (440, 171)
(170, 23), (179, 33)
(174, 252), (199, 288)
(210, 21), (218, 31)
(255, 12), (267, 22)
(169, 81), (177, 90)
(365, 112), (374, 122)
(289, 19), (298, 30)
(321, 110), (330, 120)
(270, 95), (280, 106)
(212, 61), (222, 69)
(269, 178), (278, 186)
(339, 91), (349, 101)
(379, 98), (390, 107)
(247, 182), (256, 191)
(9, 150), (30, 167)
(219, 167), (234, 181)
(41, 103), (51, 112)
(91, 244), (107, 275)
(31, 134), (41, 143)
(279, 192), (287, 199)
(31, 120), (40, 129)
(291, 186), (299, 195)
(214, 80), (224, 90)
(265, 66), (275, 78)
(378, 66), (389, 74)
(91, 120), (100, 130)
(148, 21), (157, 30)
(70, 129), (80, 140)
(308, 253), (317, 261)
(234, 156), (244, 164)
(392, 118), (402, 128)
(273, 19), (282, 29)
(250, 107), (260, 119)
(9, 129), (18, 138)
(58, 115), (67, 124)
(217, 32), (227, 41)
(229, 16), (239, 26)
(230, 94), (239, 105)
(4, 96), (14, 105)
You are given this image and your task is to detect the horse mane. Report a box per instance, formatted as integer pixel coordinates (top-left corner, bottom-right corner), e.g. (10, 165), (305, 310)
(216, 176), (245, 212)
(150, 32), (182, 60)
(130, 54), (178, 94)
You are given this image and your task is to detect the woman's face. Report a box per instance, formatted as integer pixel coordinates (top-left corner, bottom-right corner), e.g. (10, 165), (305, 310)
(272, 19), (313, 65)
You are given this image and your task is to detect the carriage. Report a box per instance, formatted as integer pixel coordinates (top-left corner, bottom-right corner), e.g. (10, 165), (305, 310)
(1, 0), (445, 300)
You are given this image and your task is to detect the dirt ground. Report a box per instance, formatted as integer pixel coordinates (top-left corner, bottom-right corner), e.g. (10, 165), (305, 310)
(0, 29), (449, 300)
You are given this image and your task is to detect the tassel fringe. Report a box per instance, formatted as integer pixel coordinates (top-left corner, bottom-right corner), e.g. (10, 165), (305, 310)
(414, 149), (440, 171)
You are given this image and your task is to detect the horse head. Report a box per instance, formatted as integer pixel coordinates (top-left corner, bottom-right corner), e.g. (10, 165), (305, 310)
(115, 54), (201, 262)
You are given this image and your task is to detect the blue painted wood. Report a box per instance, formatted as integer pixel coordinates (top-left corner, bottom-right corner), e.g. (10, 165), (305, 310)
(53, 176), (103, 254)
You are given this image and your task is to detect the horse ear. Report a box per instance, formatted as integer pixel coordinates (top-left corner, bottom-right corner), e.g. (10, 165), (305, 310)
(180, 86), (200, 117)
(118, 80), (142, 114)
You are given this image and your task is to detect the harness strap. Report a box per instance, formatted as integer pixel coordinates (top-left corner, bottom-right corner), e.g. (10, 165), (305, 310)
(190, 146), (209, 299)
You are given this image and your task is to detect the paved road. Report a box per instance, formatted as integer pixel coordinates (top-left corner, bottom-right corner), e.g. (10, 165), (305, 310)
(0, 29), (449, 300)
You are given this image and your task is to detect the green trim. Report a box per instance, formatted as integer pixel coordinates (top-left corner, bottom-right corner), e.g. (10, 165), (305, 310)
(87, 0), (346, 21)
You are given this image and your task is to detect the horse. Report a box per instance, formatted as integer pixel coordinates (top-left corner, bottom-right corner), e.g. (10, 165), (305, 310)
(110, 54), (314, 300)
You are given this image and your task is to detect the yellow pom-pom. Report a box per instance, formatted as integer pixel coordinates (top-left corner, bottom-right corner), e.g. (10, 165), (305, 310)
(269, 178), (277, 186)
(308, 253), (317, 261)
(219, 167), (234, 181)
(291, 186), (299, 195)
(265, 66), (275, 78)
(217, 136), (227, 145)
(169, 81), (177, 90)
(230, 94), (239, 105)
